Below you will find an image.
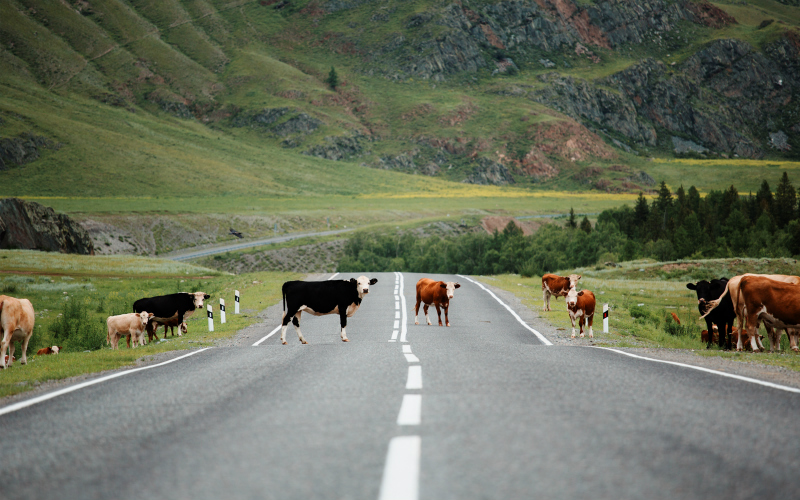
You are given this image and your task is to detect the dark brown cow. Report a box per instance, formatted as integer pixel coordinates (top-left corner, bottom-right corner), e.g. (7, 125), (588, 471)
(739, 276), (800, 352)
(146, 311), (188, 344)
(36, 346), (61, 355)
(566, 288), (596, 339)
(542, 274), (580, 311)
(414, 278), (460, 327)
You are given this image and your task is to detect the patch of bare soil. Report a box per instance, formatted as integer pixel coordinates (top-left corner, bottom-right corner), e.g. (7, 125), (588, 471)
(531, 120), (616, 161)
(662, 263), (700, 272)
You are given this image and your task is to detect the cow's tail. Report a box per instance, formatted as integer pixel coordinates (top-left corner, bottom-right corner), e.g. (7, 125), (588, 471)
(700, 281), (731, 319)
(282, 283), (287, 312)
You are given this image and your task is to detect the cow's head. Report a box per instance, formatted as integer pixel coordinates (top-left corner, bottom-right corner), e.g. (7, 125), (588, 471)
(138, 311), (151, 326)
(438, 282), (461, 299)
(180, 322), (188, 335)
(192, 292), (210, 309)
(567, 274), (581, 288)
(51, 346), (61, 355)
(566, 288), (585, 308)
(352, 276), (378, 298)
(686, 279), (727, 313)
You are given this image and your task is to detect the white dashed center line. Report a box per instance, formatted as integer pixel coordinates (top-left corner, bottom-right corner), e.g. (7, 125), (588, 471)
(402, 345), (412, 354)
(404, 353), (419, 363)
(378, 436), (421, 500)
(406, 365), (422, 390)
(396, 394), (422, 425)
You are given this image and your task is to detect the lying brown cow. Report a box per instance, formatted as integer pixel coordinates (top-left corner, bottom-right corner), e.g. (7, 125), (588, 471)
(107, 312), (152, 349)
(37, 346), (62, 355)
(701, 326), (763, 351)
(0, 295), (35, 369)
(414, 278), (460, 327)
(566, 287), (596, 339)
(542, 274), (580, 311)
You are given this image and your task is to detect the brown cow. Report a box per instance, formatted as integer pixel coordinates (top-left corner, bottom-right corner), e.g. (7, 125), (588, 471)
(146, 311), (188, 344)
(542, 274), (580, 311)
(566, 288), (596, 339)
(414, 278), (460, 327)
(739, 276), (800, 352)
(0, 295), (35, 369)
(704, 274), (800, 351)
(107, 312), (152, 349)
(37, 346), (62, 355)
(702, 326), (763, 351)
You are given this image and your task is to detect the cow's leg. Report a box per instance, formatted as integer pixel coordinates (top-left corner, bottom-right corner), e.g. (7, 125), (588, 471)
(423, 304), (432, 326)
(543, 289), (549, 311)
(292, 312), (308, 344)
(21, 333), (32, 364)
(339, 310), (349, 342)
(415, 291), (421, 325)
(587, 314), (594, 339)
(434, 303), (443, 326)
(444, 303), (450, 327)
(280, 308), (298, 345)
(9, 341), (16, 367)
(570, 314), (577, 338)
(579, 316), (585, 338)
(126, 333), (131, 349)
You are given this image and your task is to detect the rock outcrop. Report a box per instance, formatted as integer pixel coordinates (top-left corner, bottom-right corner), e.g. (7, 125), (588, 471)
(303, 135), (365, 160)
(463, 158), (515, 185)
(0, 133), (61, 170)
(0, 198), (94, 254)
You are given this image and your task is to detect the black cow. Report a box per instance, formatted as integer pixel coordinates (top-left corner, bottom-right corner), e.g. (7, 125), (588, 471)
(686, 279), (734, 350)
(280, 276), (378, 344)
(133, 292), (209, 340)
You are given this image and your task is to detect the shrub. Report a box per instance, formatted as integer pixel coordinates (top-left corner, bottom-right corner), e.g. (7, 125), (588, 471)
(49, 300), (106, 352)
(629, 305), (651, 321)
(663, 314), (699, 337)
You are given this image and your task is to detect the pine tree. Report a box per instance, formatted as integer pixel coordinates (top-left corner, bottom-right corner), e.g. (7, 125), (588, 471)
(580, 216), (592, 233)
(756, 179), (773, 215)
(325, 66), (339, 90)
(687, 185), (701, 214)
(655, 181), (673, 213)
(634, 192), (649, 225)
(774, 172), (796, 228)
(720, 185), (740, 224)
(567, 208), (577, 229)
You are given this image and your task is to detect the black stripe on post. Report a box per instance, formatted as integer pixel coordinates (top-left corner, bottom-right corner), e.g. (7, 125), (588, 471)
(603, 310), (608, 319)
(221, 303), (225, 312)
(208, 309), (213, 319)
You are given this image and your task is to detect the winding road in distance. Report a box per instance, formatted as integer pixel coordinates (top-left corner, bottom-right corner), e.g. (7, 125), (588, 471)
(2, 272), (798, 500)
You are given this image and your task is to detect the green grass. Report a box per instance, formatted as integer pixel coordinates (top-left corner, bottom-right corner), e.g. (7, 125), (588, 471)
(0, 254), (300, 398)
(481, 257), (800, 371)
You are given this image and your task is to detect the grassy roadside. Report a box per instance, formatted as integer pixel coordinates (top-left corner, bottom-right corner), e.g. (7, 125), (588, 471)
(0, 251), (300, 398)
(477, 258), (800, 372)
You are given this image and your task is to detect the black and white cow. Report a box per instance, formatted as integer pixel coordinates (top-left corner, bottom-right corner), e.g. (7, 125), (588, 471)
(133, 292), (209, 337)
(280, 276), (378, 344)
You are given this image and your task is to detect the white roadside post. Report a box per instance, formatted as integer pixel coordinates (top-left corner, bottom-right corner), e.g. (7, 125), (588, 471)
(235, 290), (240, 314)
(220, 298), (226, 324)
(603, 303), (609, 333)
(207, 304), (214, 332)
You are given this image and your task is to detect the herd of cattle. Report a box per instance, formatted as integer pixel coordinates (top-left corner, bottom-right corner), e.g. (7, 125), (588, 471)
(0, 291), (210, 369)
(2, 270), (799, 367)
(542, 271), (800, 352)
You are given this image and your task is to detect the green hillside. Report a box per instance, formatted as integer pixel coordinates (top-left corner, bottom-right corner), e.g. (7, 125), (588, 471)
(1, 0), (799, 204)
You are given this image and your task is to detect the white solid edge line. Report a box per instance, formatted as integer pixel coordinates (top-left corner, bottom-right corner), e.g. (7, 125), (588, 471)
(378, 435), (421, 500)
(0, 348), (212, 417)
(253, 325), (281, 346)
(406, 365), (422, 390)
(457, 274), (553, 346)
(399, 272), (408, 343)
(397, 394), (422, 425)
(594, 346), (800, 394)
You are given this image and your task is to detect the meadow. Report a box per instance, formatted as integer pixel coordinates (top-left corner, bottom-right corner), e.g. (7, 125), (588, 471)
(0, 251), (299, 398)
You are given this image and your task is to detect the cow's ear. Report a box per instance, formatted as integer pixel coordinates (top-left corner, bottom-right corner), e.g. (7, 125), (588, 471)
(577, 291), (584, 296)
(148, 313), (154, 318)
(204, 294), (210, 299)
(454, 283), (461, 289)
(576, 275), (581, 280)
(440, 283), (447, 288)
(369, 278), (378, 285)
(686, 283), (696, 290)
(350, 278), (356, 283)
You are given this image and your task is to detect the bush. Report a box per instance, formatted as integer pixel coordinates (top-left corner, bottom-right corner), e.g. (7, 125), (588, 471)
(629, 305), (651, 320)
(663, 314), (699, 337)
(49, 300), (106, 352)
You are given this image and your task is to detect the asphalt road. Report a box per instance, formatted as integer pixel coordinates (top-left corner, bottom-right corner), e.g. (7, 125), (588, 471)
(2, 272), (799, 500)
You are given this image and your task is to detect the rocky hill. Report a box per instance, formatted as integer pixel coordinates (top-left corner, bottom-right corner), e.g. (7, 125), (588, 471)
(0, 0), (798, 195)
(0, 198), (94, 254)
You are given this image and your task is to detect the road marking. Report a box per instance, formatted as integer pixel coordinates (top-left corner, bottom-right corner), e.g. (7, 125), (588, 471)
(402, 345), (412, 353)
(378, 435), (421, 500)
(253, 325), (281, 346)
(404, 353), (419, 363)
(395, 311), (400, 319)
(395, 301), (399, 310)
(394, 320), (400, 329)
(398, 273), (408, 343)
(457, 274), (553, 346)
(595, 347), (800, 394)
(397, 394), (422, 425)
(390, 330), (399, 342)
(0, 348), (212, 417)
(406, 366), (422, 389)
(328, 273), (339, 280)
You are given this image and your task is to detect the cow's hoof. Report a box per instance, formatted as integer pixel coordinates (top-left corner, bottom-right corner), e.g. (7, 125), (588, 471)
(446, 323), (450, 327)
(793, 348), (799, 353)
(415, 321), (419, 325)
(342, 338), (349, 342)
(570, 334), (576, 339)
(301, 341), (308, 345)
(282, 341), (287, 345)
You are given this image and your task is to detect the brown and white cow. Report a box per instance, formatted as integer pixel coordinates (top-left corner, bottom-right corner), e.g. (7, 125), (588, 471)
(566, 288), (596, 339)
(703, 274), (800, 351)
(734, 276), (800, 352)
(0, 295), (35, 369)
(37, 346), (61, 355)
(415, 278), (460, 327)
(146, 311), (188, 344)
(107, 312), (152, 349)
(542, 274), (580, 311)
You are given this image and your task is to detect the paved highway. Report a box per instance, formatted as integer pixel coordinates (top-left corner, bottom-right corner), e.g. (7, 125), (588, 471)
(2, 272), (799, 500)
